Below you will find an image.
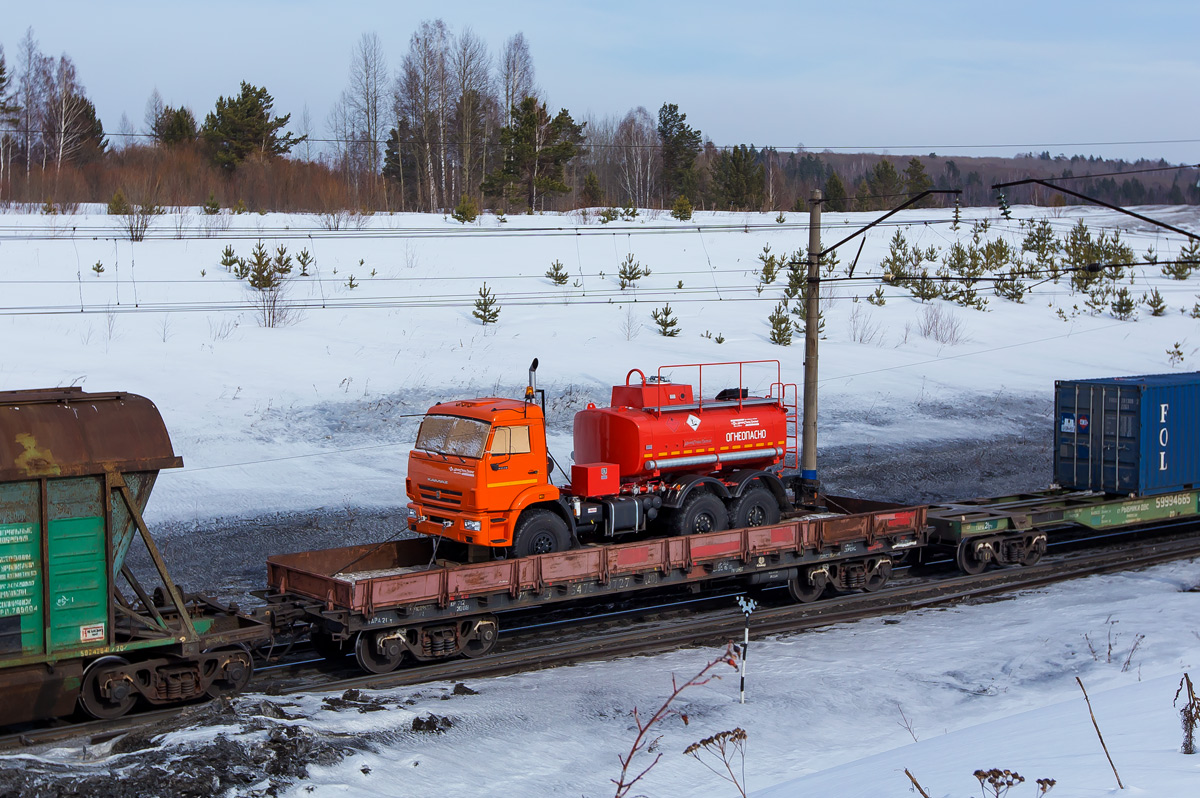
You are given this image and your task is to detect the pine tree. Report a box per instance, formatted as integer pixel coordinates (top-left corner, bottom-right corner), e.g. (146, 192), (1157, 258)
(219, 245), (239, 272)
(993, 272), (1028, 303)
(203, 192), (220, 215)
(823, 172), (848, 212)
(768, 302), (792, 345)
(1021, 219), (1061, 280)
(452, 194), (479, 223)
(670, 194), (693, 221)
(1166, 239), (1200, 280)
(657, 103), (702, 202)
(107, 189), (131, 216)
(711, 145), (764, 211)
(545, 259), (569, 285)
(866, 286), (886, 306)
(911, 269), (940, 302)
(903, 158), (933, 203)
(153, 106), (198, 147)
(272, 245), (293, 277)
(866, 160), (903, 208)
(246, 241), (277, 289)
(1144, 288), (1167, 316)
(482, 97), (585, 212)
(91, 260), (104, 277)
(618, 253), (649, 289)
(296, 248), (314, 277)
(651, 304), (680, 337)
(1110, 287), (1136, 320)
(473, 282), (500, 325)
(200, 82), (306, 170)
(582, 171), (604, 207)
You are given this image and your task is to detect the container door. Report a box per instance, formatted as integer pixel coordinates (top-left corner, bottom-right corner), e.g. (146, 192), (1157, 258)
(1056, 383), (1141, 494)
(46, 477), (109, 653)
(0, 480), (44, 659)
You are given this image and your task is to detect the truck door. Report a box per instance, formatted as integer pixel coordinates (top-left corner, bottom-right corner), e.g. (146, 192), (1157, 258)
(483, 425), (543, 512)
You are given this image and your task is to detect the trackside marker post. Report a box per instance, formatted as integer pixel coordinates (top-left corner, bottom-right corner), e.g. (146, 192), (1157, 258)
(735, 595), (757, 704)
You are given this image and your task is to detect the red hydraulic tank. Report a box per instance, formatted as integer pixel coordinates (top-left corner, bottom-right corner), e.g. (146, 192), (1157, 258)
(573, 375), (790, 485)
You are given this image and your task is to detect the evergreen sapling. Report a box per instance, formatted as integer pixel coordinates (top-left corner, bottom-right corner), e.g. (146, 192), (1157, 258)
(473, 282), (500, 325)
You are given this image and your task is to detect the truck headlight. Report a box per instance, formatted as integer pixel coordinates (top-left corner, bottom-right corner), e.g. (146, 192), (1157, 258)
(464, 520), (482, 532)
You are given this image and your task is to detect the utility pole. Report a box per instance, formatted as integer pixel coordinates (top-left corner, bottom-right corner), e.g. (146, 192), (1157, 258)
(800, 188), (822, 505)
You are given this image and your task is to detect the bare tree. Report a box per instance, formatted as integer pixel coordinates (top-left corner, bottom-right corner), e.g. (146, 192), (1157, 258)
(499, 32), (535, 126)
(144, 88), (164, 135)
(450, 27), (491, 201)
(579, 111), (619, 204)
(43, 56), (89, 171)
(347, 32), (387, 176)
(16, 28), (50, 180)
(399, 19), (449, 211)
(0, 45), (21, 197)
(616, 107), (658, 208)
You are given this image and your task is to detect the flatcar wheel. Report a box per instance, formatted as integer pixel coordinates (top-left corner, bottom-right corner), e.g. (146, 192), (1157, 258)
(461, 617), (499, 659)
(786, 570), (827, 603)
(355, 630), (405, 674)
(311, 629), (350, 661)
(956, 541), (989, 575)
(205, 646), (254, 698)
(1021, 538), (1046, 567)
(862, 559), (892, 592)
(80, 656), (136, 720)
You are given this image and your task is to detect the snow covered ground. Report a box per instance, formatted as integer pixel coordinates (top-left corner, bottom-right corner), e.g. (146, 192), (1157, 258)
(2, 202), (1199, 795)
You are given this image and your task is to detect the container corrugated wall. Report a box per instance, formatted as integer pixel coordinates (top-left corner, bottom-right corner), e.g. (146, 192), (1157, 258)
(1054, 372), (1200, 496)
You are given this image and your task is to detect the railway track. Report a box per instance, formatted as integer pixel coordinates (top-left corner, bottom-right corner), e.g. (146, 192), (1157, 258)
(5, 527), (1198, 753)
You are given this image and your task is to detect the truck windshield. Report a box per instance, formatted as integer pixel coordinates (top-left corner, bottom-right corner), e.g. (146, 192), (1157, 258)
(414, 415), (490, 459)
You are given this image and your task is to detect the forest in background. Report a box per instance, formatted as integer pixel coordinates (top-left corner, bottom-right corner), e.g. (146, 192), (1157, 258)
(1, 23), (1197, 216)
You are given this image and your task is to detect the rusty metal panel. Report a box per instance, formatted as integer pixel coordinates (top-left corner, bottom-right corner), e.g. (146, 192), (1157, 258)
(746, 524), (797, 554)
(607, 540), (668, 576)
(0, 660), (82, 726)
(818, 516), (868, 545)
(0, 388), (183, 483)
(538, 548), (603, 584)
(687, 530), (744, 563)
(446, 562), (517, 600)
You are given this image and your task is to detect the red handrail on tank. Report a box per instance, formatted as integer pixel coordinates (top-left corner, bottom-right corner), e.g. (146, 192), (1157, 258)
(650, 360), (784, 415)
(625, 368), (647, 386)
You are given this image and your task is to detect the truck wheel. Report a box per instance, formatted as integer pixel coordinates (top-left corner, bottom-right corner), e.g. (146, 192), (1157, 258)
(512, 509), (569, 557)
(729, 486), (781, 528)
(671, 492), (729, 536)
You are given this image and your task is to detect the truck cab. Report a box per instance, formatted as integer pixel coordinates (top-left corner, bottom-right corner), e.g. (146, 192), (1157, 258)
(406, 398), (561, 552)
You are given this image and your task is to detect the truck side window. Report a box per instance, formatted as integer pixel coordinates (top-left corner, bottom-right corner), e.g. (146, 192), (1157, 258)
(489, 425), (531, 455)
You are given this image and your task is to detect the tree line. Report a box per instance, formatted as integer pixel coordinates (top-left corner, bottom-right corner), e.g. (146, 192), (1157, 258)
(1, 23), (1197, 215)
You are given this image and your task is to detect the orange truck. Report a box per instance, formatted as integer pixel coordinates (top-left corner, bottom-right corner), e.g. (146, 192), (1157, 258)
(406, 360), (804, 557)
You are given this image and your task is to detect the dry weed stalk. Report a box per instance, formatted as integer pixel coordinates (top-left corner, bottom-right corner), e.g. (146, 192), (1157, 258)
(684, 727), (747, 798)
(611, 643), (739, 798)
(1075, 676), (1124, 789)
(1175, 672), (1198, 754)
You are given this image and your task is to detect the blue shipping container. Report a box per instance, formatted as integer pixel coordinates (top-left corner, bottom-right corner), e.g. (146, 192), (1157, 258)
(1054, 372), (1200, 496)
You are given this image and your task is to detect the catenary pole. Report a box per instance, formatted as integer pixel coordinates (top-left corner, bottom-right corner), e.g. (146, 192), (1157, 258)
(801, 189), (823, 504)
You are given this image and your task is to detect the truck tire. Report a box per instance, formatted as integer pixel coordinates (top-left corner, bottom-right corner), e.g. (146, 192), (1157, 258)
(671, 492), (729, 536)
(512, 509), (569, 557)
(729, 486), (781, 528)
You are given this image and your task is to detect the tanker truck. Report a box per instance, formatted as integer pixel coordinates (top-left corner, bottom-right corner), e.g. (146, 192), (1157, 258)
(406, 360), (806, 557)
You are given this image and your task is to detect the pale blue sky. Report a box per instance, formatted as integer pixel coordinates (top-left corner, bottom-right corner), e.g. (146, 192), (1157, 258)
(9, 0), (1199, 161)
